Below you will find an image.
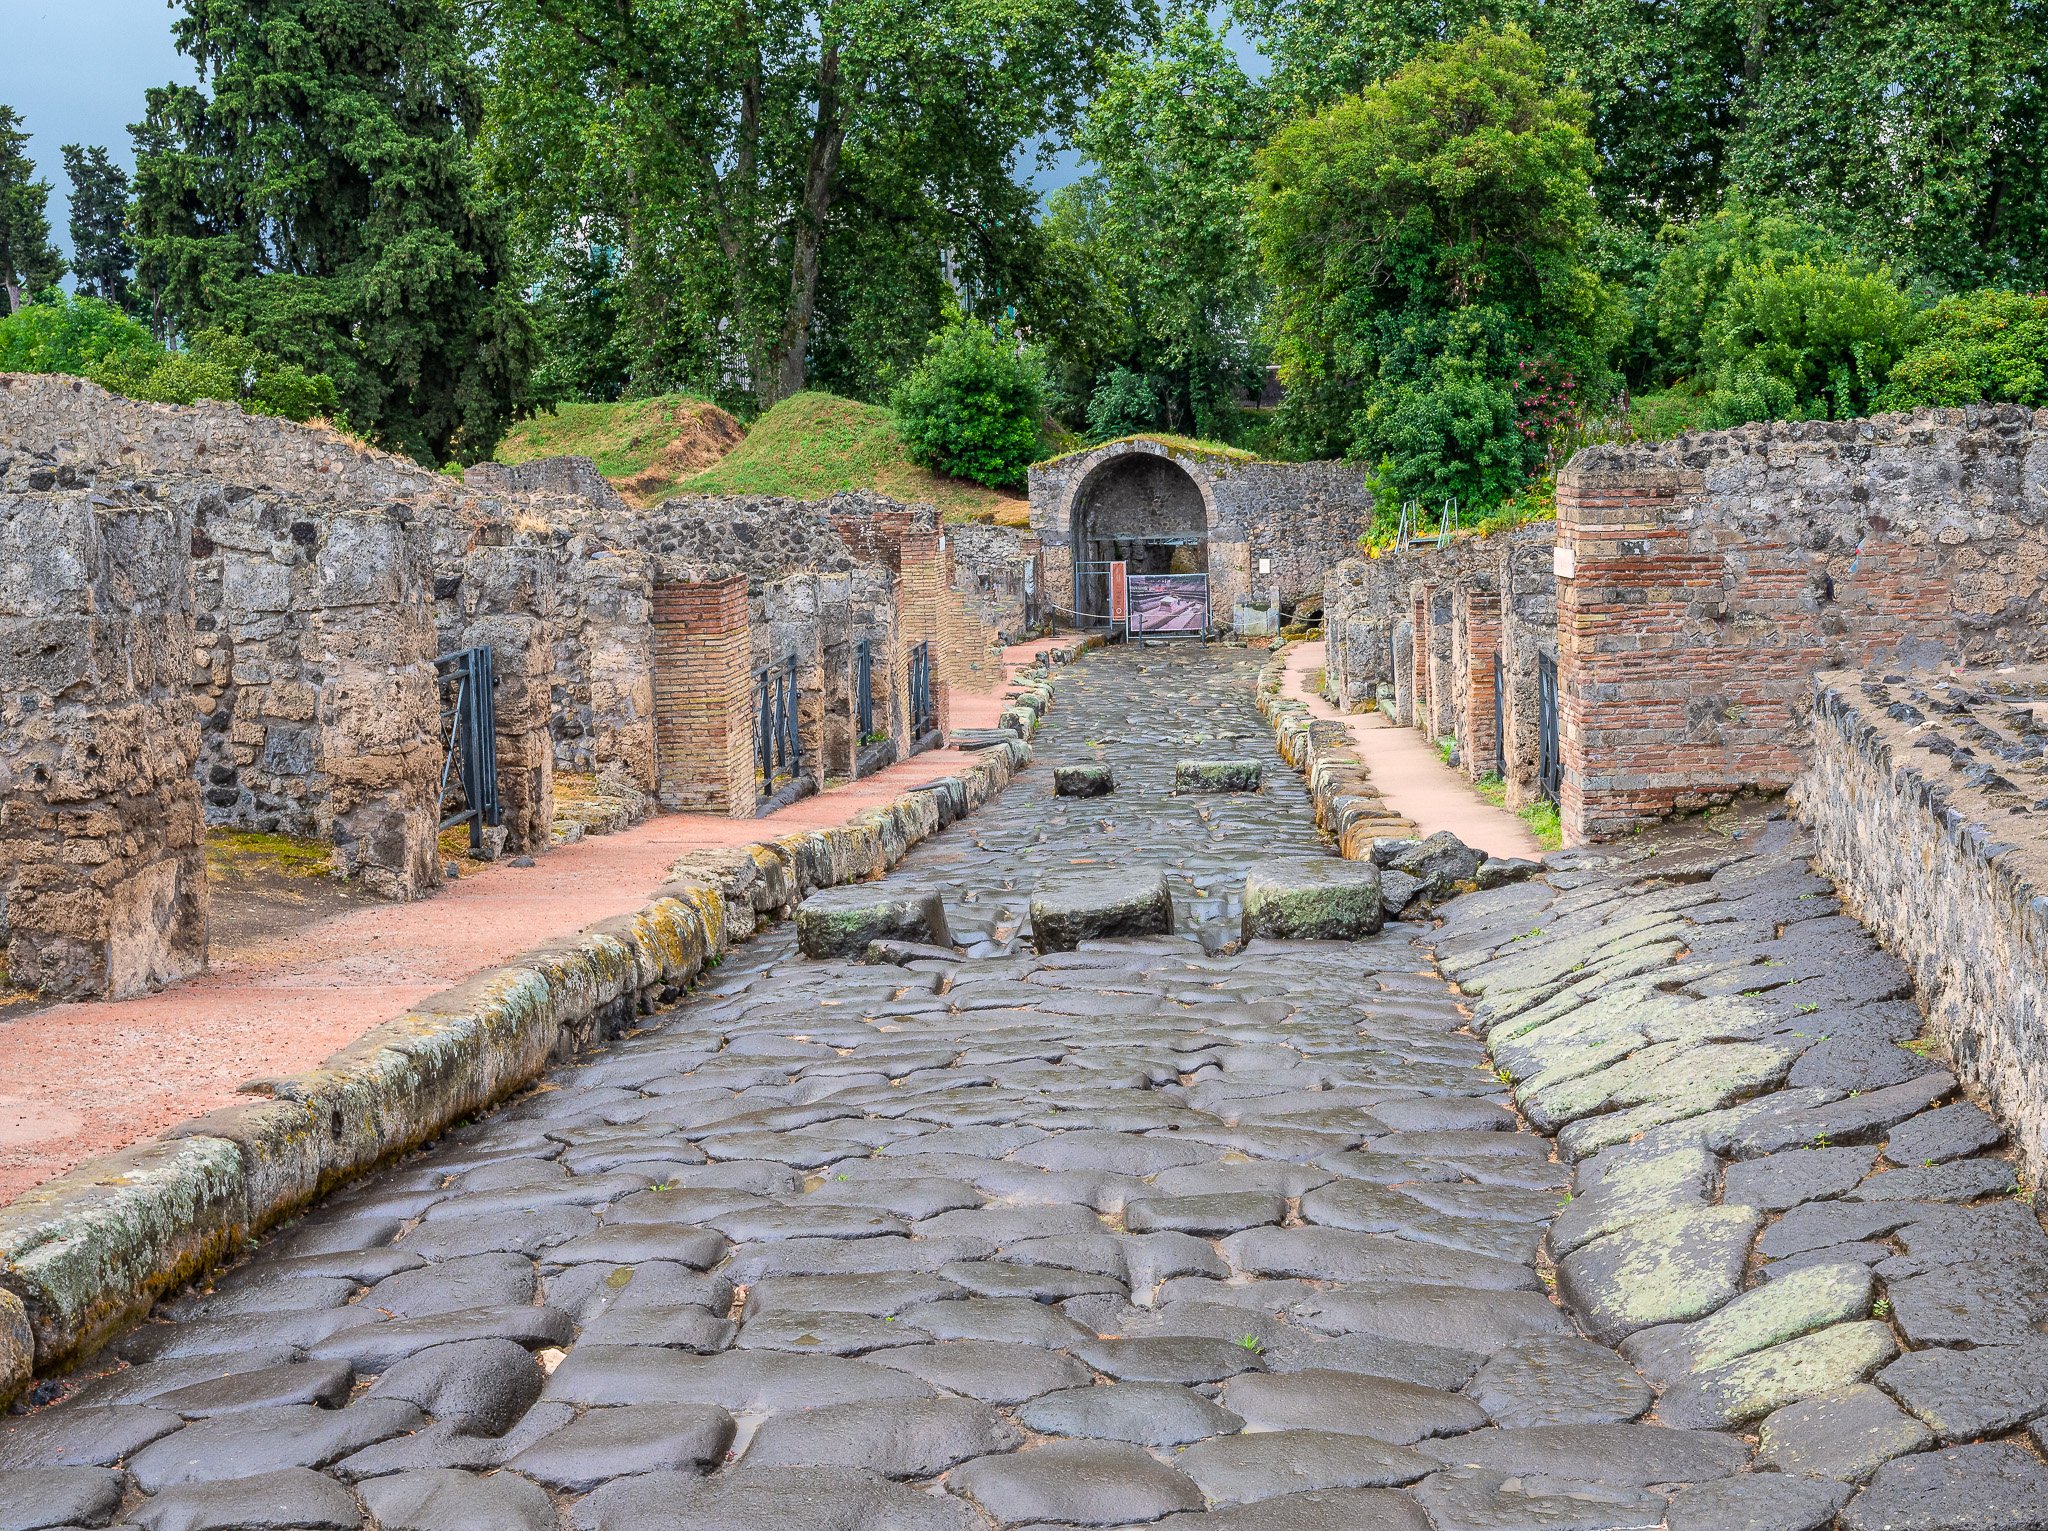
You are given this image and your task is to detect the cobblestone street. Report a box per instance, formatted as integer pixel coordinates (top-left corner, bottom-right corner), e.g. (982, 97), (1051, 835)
(2, 645), (2043, 1530)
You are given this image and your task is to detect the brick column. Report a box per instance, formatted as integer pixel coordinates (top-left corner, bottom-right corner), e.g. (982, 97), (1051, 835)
(898, 528), (949, 742)
(1409, 591), (1429, 733)
(652, 577), (755, 816)
(1460, 601), (1502, 781)
(0, 488), (207, 997)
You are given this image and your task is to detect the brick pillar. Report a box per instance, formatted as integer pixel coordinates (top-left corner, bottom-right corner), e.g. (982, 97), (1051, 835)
(1461, 603), (1502, 781)
(1409, 591), (1429, 733)
(0, 487), (207, 998)
(652, 577), (755, 816)
(898, 528), (949, 742)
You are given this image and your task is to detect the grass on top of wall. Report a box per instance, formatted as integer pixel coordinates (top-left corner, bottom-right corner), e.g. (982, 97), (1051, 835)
(686, 393), (1031, 525)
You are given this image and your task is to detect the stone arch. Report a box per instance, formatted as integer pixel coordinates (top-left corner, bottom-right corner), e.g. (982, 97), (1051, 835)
(1059, 445), (1219, 620)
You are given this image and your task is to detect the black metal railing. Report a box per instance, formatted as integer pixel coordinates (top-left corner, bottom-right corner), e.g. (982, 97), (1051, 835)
(908, 641), (937, 738)
(434, 646), (500, 851)
(1492, 649), (1507, 780)
(1537, 651), (1562, 803)
(756, 656), (800, 785)
(855, 638), (875, 741)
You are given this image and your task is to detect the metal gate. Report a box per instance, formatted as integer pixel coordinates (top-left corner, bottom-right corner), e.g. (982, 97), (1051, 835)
(1537, 651), (1562, 803)
(757, 656), (800, 786)
(908, 641), (937, 739)
(435, 646), (500, 851)
(854, 638), (875, 741)
(1492, 650), (1507, 780)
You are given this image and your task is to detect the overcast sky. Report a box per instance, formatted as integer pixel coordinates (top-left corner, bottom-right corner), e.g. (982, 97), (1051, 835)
(6, 0), (186, 259)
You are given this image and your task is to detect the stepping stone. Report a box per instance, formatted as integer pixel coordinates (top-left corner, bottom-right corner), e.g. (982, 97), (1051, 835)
(1384, 832), (1483, 895)
(744, 1396), (1019, 1476)
(1018, 1382), (1240, 1447)
(1413, 1465), (1667, 1531)
(1029, 868), (1174, 952)
(796, 886), (952, 959)
(1175, 759), (1263, 792)
(1758, 1382), (1934, 1481)
(1053, 764), (1115, 797)
(1841, 1440), (2048, 1531)
(506, 1401), (735, 1489)
(1556, 1205), (1761, 1343)
(0, 1466), (125, 1530)
(1656, 1318), (1898, 1428)
(1242, 859), (1386, 941)
(1665, 1473), (1850, 1531)
(1463, 1335), (1651, 1427)
(130, 1467), (365, 1530)
(948, 1439), (1202, 1525)
(358, 1467), (561, 1531)
(1220, 1369), (1485, 1444)
(1175, 1429), (1434, 1505)
(574, 1464), (981, 1531)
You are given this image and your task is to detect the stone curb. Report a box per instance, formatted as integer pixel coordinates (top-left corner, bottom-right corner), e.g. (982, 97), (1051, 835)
(1254, 646), (1417, 855)
(0, 639), (1095, 1398)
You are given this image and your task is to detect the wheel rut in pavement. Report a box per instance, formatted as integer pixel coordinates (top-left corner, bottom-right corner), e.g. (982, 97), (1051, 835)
(5, 644), (2036, 1530)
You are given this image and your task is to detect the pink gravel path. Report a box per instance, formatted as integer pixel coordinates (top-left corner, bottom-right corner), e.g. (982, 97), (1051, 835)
(1283, 641), (1545, 862)
(0, 641), (1066, 1203)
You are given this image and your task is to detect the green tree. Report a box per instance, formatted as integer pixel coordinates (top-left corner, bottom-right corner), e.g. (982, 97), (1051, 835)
(1254, 25), (1621, 509)
(130, 0), (538, 463)
(1882, 289), (2048, 410)
(0, 291), (157, 377)
(1697, 257), (1912, 425)
(61, 145), (135, 310)
(891, 317), (1046, 489)
(1646, 200), (1856, 382)
(0, 106), (64, 312)
(469, 0), (1137, 412)
(1056, 9), (1271, 441)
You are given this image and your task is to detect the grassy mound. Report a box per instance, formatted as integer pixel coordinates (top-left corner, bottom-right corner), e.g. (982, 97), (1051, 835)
(496, 394), (744, 504)
(687, 393), (1029, 524)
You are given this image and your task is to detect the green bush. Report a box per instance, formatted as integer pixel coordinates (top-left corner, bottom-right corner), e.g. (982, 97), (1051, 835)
(1085, 367), (1162, 442)
(890, 317), (1046, 489)
(1882, 289), (2048, 409)
(0, 293), (338, 422)
(1647, 202), (1852, 381)
(1697, 258), (1912, 426)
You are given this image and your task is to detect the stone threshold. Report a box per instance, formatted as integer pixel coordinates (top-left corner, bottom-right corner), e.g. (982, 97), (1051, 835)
(0, 641), (1096, 1402)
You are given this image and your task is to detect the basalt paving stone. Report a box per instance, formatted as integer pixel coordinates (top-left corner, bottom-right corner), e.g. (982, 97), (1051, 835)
(948, 1440), (1203, 1526)
(867, 1339), (1094, 1404)
(1066, 1336), (1264, 1384)
(1840, 1440), (2048, 1531)
(129, 1467), (367, 1531)
(505, 1401), (736, 1490)
(742, 1396), (1020, 1476)
(0, 1466), (126, 1531)
(125, 1400), (424, 1491)
(0, 1407), (183, 1472)
(361, 1340), (542, 1436)
(1017, 1382), (1240, 1447)
(1174, 1429), (1435, 1504)
(1876, 1336), (2048, 1439)
(1410, 1465), (1667, 1531)
(1219, 1369), (1486, 1444)
(1663, 1473), (1851, 1531)
(1152, 1486), (1433, 1530)
(1883, 1100), (2006, 1166)
(1462, 1336), (1652, 1427)
(1718, 1146), (1876, 1210)
(355, 1468), (561, 1531)
(1757, 1382), (1935, 1480)
(143, 1359), (355, 1417)
(1420, 1424), (1749, 1486)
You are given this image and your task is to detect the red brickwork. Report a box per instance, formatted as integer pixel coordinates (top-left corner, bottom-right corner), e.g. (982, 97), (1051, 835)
(651, 577), (755, 816)
(897, 528), (952, 739)
(1459, 599), (1502, 782)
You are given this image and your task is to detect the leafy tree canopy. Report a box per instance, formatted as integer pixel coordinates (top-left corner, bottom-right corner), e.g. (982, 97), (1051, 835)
(0, 106), (65, 312)
(1254, 24), (1621, 508)
(1882, 289), (2048, 411)
(61, 145), (135, 311)
(131, 0), (538, 464)
(469, 0), (1139, 413)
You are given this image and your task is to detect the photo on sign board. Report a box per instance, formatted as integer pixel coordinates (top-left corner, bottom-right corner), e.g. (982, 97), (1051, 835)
(1127, 573), (1208, 636)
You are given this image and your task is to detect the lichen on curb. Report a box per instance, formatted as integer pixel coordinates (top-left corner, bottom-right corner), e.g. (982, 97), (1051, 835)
(0, 639), (1093, 1398)
(1255, 645), (1418, 855)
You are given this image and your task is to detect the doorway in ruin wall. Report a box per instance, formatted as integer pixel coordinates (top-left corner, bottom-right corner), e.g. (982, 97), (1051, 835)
(1069, 453), (1210, 622)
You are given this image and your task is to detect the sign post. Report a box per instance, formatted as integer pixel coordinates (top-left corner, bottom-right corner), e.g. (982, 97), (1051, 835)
(1109, 561), (1128, 630)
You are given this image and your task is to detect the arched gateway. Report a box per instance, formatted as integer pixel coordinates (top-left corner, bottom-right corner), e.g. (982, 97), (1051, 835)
(1026, 437), (1374, 633)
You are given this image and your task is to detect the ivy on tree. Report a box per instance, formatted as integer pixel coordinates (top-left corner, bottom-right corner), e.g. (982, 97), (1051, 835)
(61, 145), (135, 310)
(0, 106), (65, 313)
(130, 0), (538, 464)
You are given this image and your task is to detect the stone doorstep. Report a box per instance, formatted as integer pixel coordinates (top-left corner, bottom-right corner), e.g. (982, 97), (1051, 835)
(0, 651), (1087, 1402)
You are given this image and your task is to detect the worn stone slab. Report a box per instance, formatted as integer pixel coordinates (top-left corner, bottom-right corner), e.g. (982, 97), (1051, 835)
(1029, 867), (1174, 952)
(1621, 1261), (1873, 1387)
(795, 885), (952, 959)
(1556, 1206), (1762, 1343)
(1657, 1318), (1898, 1428)
(1757, 1382), (1934, 1481)
(1242, 859), (1385, 942)
(1053, 763), (1116, 798)
(1841, 1441), (2048, 1531)
(1176, 759), (1262, 792)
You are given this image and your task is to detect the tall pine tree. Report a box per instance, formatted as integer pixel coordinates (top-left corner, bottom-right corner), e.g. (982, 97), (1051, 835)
(0, 106), (65, 312)
(61, 145), (135, 309)
(131, 0), (536, 463)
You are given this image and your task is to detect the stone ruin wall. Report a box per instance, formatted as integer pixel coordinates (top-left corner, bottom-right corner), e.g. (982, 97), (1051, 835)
(1557, 406), (2048, 840)
(947, 522), (1039, 644)
(0, 479), (205, 998)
